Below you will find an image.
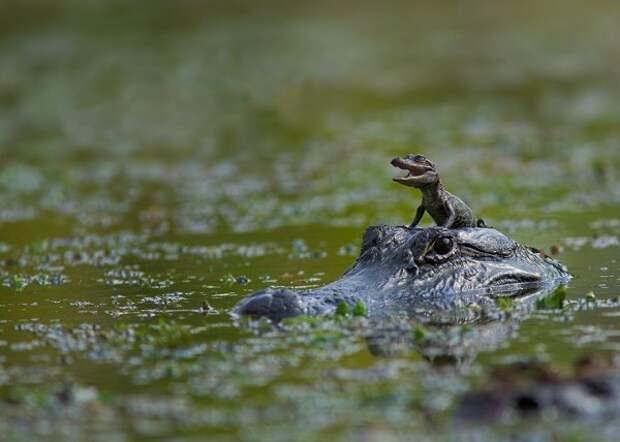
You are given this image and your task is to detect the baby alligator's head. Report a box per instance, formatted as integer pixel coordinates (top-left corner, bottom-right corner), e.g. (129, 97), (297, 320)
(233, 226), (570, 321)
(391, 154), (439, 188)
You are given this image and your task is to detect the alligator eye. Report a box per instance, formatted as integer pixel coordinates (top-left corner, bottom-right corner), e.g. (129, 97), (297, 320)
(433, 237), (453, 255)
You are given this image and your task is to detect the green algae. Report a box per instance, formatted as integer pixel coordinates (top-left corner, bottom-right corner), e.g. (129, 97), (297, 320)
(495, 297), (516, 312)
(352, 301), (367, 317)
(413, 325), (427, 342)
(335, 301), (349, 317)
(536, 286), (567, 310)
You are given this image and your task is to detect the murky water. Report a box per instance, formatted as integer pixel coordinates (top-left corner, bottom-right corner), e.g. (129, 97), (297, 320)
(1, 1), (620, 440)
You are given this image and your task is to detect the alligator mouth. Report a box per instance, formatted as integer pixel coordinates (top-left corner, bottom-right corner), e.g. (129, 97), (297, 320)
(486, 273), (542, 289)
(391, 157), (428, 183)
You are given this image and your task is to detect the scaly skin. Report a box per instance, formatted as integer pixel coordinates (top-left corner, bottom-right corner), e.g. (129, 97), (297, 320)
(391, 154), (478, 229)
(233, 225), (570, 321)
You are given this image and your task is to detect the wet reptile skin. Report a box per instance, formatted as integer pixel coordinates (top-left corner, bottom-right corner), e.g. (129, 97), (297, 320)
(391, 154), (479, 229)
(234, 225), (570, 321)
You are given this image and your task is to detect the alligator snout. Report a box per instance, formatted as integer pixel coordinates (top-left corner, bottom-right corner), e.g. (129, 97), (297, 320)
(234, 288), (304, 320)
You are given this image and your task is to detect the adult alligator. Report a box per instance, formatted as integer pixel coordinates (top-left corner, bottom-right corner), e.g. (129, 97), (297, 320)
(234, 224), (570, 321)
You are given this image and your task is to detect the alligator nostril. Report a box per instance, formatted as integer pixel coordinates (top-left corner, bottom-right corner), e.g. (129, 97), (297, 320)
(233, 289), (304, 320)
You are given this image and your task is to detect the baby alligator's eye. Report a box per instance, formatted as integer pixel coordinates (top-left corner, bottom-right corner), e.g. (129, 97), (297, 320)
(433, 237), (453, 255)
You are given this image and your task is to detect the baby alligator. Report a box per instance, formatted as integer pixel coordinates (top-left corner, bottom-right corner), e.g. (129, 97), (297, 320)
(391, 154), (483, 229)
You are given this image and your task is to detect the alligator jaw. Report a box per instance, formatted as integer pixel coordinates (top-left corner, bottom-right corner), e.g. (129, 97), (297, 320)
(391, 156), (434, 185)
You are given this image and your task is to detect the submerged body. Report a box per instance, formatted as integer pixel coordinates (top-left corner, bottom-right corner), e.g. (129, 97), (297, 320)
(391, 154), (479, 229)
(234, 225), (570, 321)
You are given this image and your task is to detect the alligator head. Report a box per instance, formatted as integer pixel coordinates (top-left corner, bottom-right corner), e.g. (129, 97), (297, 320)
(233, 225), (570, 321)
(391, 154), (439, 188)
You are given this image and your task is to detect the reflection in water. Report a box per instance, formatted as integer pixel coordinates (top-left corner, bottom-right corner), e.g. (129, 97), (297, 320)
(365, 284), (562, 366)
(365, 320), (515, 367)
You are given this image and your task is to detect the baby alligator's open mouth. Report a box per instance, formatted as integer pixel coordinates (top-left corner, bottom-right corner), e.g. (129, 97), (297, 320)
(391, 157), (428, 183)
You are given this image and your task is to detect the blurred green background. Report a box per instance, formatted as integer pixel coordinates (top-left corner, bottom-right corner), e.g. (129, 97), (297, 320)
(2, 0), (620, 237)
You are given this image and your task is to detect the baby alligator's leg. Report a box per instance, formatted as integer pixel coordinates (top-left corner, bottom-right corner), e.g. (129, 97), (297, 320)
(409, 205), (426, 228)
(439, 206), (456, 229)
